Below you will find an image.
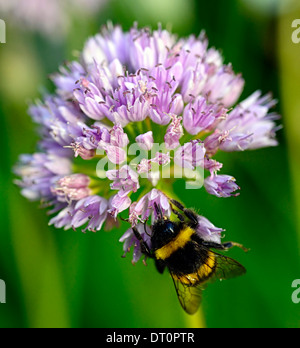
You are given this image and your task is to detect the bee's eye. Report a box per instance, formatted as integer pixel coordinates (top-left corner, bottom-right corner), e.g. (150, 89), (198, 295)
(164, 221), (176, 236)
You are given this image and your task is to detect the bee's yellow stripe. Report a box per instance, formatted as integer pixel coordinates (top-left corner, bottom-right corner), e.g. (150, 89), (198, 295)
(155, 226), (194, 260)
(172, 251), (216, 285)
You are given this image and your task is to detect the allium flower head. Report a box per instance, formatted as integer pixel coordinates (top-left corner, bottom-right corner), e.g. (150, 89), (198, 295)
(15, 23), (280, 262)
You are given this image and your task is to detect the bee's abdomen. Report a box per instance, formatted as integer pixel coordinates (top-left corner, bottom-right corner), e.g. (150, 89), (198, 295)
(167, 243), (216, 286)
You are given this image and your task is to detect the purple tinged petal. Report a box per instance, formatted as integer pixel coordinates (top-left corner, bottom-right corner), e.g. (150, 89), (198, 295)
(52, 61), (86, 98)
(49, 204), (74, 231)
(164, 115), (184, 150)
(71, 195), (108, 232)
(217, 91), (279, 151)
(135, 131), (154, 151)
(74, 123), (111, 153)
(204, 129), (235, 156)
(137, 159), (152, 174)
(204, 157), (223, 177)
(14, 153), (72, 201)
(127, 202), (140, 226)
(51, 187), (91, 203)
(98, 125), (129, 164)
(82, 25), (129, 66)
(174, 140), (206, 170)
(81, 96), (107, 121)
(219, 133), (253, 152)
(119, 223), (152, 262)
(147, 64), (184, 125)
(149, 108), (171, 125)
(166, 32), (208, 74)
(104, 145), (127, 164)
(57, 174), (90, 188)
(106, 165), (140, 195)
(196, 216), (223, 243)
(51, 174), (91, 203)
(183, 96), (227, 135)
(43, 157), (71, 176)
(70, 142), (96, 160)
(108, 194), (131, 218)
(110, 124), (129, 148)
(128, 26), (176, 72)
(133, 189), (171, 221)
(204, 175), (240, 198)
(181, 63), (208, 102)
(151, 152), (171, 166)
(203, 64), (245, 108)
(29, 96), (86, 155)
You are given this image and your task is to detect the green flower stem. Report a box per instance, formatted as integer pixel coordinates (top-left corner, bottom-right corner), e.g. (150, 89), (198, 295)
(185, 308), (206, 328)
(278, 7), (300, 251)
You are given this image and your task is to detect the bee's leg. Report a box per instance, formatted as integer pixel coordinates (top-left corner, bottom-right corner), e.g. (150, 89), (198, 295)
(201, 241), (224, 250)
(170, 199), (198, 227)
(203, 240), (249, 252)
(222, 241), (249, 252)
(154, 202), (163, 220)
(170, 204), (185, 223)
(132, 227), (153, 257)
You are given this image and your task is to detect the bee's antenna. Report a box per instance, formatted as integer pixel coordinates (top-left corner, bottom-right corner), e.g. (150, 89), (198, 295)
(143, 218), (152, 237)
(154, 202), (163, 220)
(120, 216), (129, 223)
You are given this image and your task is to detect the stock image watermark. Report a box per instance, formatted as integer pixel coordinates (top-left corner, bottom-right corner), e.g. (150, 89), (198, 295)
(292, 19), (300, 44)
(0, 279), (6, 304)
(0, 19), (5, 43)
(291, 279), (300, 304)
(95, 142), (205, 190)
(106, 331), (195, 344)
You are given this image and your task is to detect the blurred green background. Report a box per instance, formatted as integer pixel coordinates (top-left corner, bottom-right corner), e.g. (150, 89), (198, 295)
(1, 0), (300, 328)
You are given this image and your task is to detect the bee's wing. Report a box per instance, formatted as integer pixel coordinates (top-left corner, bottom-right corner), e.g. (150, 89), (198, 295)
(169, 250), (246, 314)
(211, 251), (246, 282)
(170, 272), (203, 315)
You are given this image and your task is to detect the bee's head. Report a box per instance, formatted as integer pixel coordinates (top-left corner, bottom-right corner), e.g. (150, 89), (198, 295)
(151, 205), (179, 249)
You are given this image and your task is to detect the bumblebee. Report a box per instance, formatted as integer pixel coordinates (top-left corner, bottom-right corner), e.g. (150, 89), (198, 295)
(132, 199), (247, 315)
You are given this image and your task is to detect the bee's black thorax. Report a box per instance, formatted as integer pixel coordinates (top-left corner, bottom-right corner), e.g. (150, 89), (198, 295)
(151, 219), (181, 250)
(151, 218), (208, 272)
